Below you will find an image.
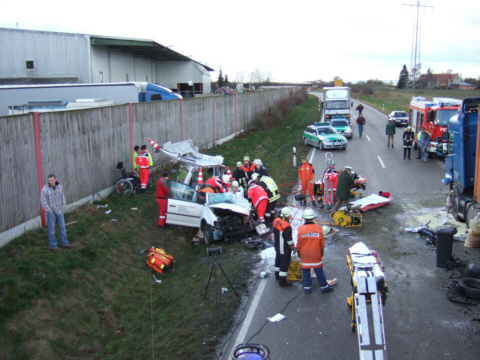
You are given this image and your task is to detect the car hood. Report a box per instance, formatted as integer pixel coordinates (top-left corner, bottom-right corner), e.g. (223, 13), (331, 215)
(333, 126), (350, 131)
(321, 134), (346, 141)
(206, 193), (252, 216)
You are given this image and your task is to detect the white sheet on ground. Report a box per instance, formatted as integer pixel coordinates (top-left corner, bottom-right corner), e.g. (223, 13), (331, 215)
(350, 193), (390, 208)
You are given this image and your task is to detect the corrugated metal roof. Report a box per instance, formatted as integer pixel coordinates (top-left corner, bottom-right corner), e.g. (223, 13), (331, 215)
(90, 36), (214, 72)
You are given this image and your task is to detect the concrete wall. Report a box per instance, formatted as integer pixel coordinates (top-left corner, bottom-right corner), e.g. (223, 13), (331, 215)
(0, 87), (298, 246)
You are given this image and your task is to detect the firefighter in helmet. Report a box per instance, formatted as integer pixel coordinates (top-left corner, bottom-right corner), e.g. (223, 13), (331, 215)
(296, 208), (333, 294)
(273, 207), (295, 287)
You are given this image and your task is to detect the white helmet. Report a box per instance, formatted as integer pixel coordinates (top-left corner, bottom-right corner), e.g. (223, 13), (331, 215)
(281, 207), (292, 217)
(251, 173), (260, 181)
(222, 175), (231, 184)
(231, 180), (239, 188)
(254, 159), (262, 166)
(236, 161), (243, 167)
(303, 208), (316, 220)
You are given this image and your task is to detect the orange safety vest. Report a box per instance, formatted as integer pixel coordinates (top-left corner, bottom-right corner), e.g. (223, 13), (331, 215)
(296, 223), (324, 269)
(299, 162), (315, 182)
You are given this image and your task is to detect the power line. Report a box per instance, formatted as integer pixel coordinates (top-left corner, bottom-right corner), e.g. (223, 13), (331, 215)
(403, 1), (433, 92)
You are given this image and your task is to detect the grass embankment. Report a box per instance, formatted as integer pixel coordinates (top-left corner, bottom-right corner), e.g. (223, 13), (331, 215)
(0, 91), (319, 360)
(352, 86), (480, 116)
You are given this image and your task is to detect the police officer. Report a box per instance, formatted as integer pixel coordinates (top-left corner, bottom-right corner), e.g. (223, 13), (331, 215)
(273, 208), (295, 287)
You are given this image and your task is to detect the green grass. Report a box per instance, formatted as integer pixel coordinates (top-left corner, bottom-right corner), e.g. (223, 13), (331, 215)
(352, 86), (480, 116)
(0, 90), (319, 360)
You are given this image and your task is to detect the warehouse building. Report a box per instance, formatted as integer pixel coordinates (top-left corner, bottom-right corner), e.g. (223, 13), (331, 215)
(0, 27), (213, 97)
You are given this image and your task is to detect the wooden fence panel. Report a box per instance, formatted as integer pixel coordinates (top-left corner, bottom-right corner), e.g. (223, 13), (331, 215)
(0, 114), (38, 230)
(0, 87), (299, 235)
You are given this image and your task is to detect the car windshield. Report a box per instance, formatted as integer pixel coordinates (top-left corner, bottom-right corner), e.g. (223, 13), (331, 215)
(325, 100), (348, 110)
(316, 126), (338, 135)
(331, 120), (349, 127)
(395, 112), (408, 118)
(434, 109), (459, 126)
(207, 193), (252, 210)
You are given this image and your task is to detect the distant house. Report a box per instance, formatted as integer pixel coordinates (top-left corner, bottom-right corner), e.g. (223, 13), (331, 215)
(450, 81), (476, 91)
(418, 73), (461, 89)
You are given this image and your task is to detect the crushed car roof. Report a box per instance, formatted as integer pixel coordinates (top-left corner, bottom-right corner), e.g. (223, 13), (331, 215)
(160, 140), (225, 168)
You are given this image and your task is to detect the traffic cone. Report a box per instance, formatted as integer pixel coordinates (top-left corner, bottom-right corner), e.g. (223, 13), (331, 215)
(148, 138), (161, 153)
(198, 168), (204, 185)
(227, 166), (233, 181)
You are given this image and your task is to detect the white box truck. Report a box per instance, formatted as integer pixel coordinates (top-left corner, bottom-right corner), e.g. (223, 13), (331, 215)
(323, 86), (351, 122)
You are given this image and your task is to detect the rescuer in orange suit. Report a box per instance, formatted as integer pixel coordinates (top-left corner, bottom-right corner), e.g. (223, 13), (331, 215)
(156, 172), (169, 228)
(248, 180), (269, 223)
(205, 175), (231, 193)
(298, 156), (316, 206)
(242, 156), (255, 181)
(296, 208), (333, 294)
(135, 150), (150, 193)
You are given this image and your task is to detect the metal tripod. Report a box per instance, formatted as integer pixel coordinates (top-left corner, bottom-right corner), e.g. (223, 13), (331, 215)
(204, 255), (240, 300)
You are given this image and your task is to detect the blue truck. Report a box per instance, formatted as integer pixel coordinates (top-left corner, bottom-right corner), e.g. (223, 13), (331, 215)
(443, 97), (480, 224)
(0, 82), (182, 116)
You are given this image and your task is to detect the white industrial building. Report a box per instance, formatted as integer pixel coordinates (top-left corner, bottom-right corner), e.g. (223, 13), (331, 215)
(0, 27), (213, 97)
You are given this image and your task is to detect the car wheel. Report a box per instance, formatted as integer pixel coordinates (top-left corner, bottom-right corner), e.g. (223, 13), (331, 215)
(458, 278), (480, 299)
(318, 141), (323, 150)
(203, 225), (214, 246)
(304, 137), (309, 146)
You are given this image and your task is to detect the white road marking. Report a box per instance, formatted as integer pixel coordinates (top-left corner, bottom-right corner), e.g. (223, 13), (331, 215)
(377, 156), (386, 168)
(366, 135), (371, 141)
(230, 276), (268, 349)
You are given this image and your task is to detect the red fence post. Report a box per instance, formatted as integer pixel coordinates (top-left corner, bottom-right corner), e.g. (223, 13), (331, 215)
(33, 112), (46, 227)
(129, 103), (134, 172)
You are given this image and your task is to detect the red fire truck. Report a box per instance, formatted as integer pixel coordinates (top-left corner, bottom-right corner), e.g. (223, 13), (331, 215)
(409, 97), (462, 157)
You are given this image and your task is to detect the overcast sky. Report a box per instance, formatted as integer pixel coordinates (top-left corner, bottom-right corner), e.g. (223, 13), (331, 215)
(1, 0), (479, 83)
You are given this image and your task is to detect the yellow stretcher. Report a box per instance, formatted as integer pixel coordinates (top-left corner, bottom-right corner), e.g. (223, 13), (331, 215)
(346, 242), (388, 360)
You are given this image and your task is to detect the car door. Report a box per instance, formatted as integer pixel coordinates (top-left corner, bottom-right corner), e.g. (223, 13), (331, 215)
(166, 181), (203, 228)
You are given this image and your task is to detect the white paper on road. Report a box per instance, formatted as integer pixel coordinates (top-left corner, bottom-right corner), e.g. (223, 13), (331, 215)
(268, 313), (286, 323)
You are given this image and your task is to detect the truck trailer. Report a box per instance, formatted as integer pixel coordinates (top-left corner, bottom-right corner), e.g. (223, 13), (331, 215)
(322, 86), (351, 122)
(442, 97), (480, 224)
(0, 82), (182, 116)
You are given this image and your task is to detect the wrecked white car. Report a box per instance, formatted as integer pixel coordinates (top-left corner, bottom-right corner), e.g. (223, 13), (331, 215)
(160, 140), (266, 244)
(166, 183), (258, 244)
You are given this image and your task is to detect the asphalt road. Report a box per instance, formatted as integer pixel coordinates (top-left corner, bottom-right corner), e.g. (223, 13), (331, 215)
(220, 96), (480, 360)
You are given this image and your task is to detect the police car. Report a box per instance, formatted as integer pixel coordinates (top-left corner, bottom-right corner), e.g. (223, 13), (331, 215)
(303, 122), (348, 150)
(330, 117), (353, 139)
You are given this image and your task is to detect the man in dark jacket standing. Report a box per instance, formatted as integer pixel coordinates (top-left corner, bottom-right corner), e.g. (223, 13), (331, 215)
(386, 118), (396, 148)
(331, 166), (354, 213)
(403, 126), (414, 159)
(356, 104), (364, 116)
(356, 114), (366, 137)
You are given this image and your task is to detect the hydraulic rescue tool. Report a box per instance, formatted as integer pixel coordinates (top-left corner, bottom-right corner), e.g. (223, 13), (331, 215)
(332, 204), (362, 227)
(347, 242), (388, 360)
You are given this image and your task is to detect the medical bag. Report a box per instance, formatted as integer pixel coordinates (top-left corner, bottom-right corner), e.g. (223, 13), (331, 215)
(146, 247), (174, 274)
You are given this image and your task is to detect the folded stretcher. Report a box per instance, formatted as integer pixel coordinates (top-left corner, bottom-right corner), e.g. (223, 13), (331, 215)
(347, 242), (388, 360)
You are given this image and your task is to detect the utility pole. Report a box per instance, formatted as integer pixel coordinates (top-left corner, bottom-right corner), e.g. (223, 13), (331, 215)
(404, 1), (433, 92)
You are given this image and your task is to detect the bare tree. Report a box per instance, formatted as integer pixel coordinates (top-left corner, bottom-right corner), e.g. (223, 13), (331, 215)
(235, 71), (245, 83)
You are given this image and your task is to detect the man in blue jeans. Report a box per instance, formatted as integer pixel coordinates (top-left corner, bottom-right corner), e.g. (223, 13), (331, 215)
(40, 174), (73, 252)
